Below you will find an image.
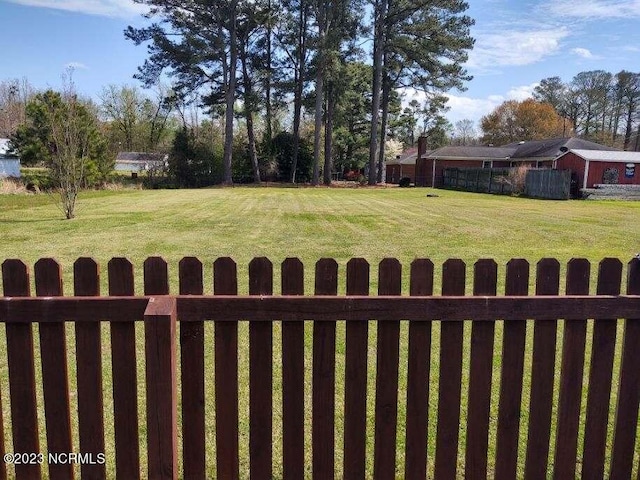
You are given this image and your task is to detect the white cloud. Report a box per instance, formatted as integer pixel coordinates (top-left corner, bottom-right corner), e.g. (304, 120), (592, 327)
(571, 47), (595, 58)
(5, 0), (148, 18)
(543, 0), (640, 19)
(506, 83), (539, 101)
(443, 83), (539, 125)
(64, 61), (89, 70)
(467, 28), (570, 71)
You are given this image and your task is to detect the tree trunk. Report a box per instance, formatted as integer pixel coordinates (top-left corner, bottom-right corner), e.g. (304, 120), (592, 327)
(377, 73), (390, 183)
(623, 99), (636, 150)
(368, 0), (387, 185)
(265, 0), (273, 147)
(241, 39), (261, 183)
(313, 69), (324, 186)
(290, 0), (307, 183)
(312, 6), (325, 186)
(223, 4), (238, 185)
(323, 83), (334, 185)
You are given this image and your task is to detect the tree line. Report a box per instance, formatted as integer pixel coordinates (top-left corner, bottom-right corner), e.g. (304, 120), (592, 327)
(124, 0), (474, 185)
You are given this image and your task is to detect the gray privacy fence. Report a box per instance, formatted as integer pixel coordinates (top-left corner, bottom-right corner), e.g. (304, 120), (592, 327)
(442, 168), (572, 199)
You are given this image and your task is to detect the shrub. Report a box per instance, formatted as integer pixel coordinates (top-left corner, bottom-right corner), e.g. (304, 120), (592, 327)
(0, 178), (28, 194)
(399, 177), (411, 187)
(503, 165), (529, 195)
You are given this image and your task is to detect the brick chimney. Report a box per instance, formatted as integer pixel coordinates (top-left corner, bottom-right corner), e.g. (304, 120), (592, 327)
(417, 136), (427, 158)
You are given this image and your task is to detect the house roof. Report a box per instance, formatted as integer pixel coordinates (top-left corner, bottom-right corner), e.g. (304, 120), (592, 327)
(387, 147), (421, 165)
(427, 138), (620, 162)
(428, 146), (516, 160)
(510, 137), (617, 159)
(0, 138), (17, 158)
(560, 149), (640, 163)
(116, 152), (167, 163)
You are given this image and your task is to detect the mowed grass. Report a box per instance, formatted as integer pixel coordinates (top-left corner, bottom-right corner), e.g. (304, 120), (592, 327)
(0, 186), (639, 479)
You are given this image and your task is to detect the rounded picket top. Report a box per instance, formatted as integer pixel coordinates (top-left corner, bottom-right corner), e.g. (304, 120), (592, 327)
(34, 258), (63, 296)
(535, 258), (561, 296)
(315, 258), (338, 295)
(566, 258), (590, 295)
(281, 258), (304, 295)
(409, 259), (434, 296)
(107, 257), (135, 296)
(379, 258), (401, 295)
(473, 259), (498, 296)
(2, 259), (30, 296)
(442, 259), (466, 296)
(73, 257), (100, 296)
(214, 257), (237, 295)
(346, 258), (370, 295)
(627, 257), (640, 294)
(505, 259), (530, 296)
(249, 257), (273, 295)
(597, 258), (623, 296)
(179, 257), (204, 295)
(144, 257), (169, 295)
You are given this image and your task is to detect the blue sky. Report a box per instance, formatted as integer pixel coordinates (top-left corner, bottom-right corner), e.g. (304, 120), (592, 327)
(1, 0), (639, 129)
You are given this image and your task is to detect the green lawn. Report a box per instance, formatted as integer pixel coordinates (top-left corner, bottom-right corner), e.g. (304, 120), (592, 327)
(0, 186), (639, 479)
(1, 186), (638, 292)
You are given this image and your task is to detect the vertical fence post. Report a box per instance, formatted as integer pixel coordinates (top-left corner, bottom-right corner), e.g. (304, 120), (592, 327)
(344, 258), (370, 480)
(434, 259), (466, 480)
(34, 258), (74, 480)
(524, 258), (560, 480)
(313, 259), (338, 480)
(74, 257), (106, 480)
(581, 258), (622, 480)
(249, 257), (274, 480)
(144, 296), (178, 480)
(495, 259), (529, 480)
(373, 259), (402, 480)
(553, 258), (590, 479)
(609, 258), (640, 477)
(108, 258), (140, 480)
(179, 257), (205, 480)
(281, 258), (305, 480)
(404, 259), (434, 480)
(2, 259), (40, 480)
(214, 258), (240, 480)
(465, 259), (498, 480)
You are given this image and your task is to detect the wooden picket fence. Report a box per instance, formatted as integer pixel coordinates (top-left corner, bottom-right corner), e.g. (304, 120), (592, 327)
(0, 256), (639, 480)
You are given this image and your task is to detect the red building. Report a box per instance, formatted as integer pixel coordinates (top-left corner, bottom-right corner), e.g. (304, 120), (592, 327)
(554, 149), (640, 189)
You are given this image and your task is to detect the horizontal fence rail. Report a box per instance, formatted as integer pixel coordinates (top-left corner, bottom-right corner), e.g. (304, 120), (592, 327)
(0, 256), (638, 480)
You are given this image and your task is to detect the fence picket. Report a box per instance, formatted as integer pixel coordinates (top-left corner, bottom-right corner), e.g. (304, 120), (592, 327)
(373, 259), (402, 480)
(581, 258), (623, 480)
(495, 259), (529, 480)
(434, 259), (466, 480)
(213, 257), (239, 480)
(34, 259), (74, 480)
(553, 259), (590, 479)
(344, 258), (370, 480)
(178, 257), (205, 480)
(313, 259), (338, 480)
(404, 259), (434, 480)
(249, 257), (274, 480)
(464, 260), (498, 480)
(1, 255), (640, 480)
(73, 258), (106, 480)
(107, 257), (140, 480)
(143, 257), (177, 480)
(2, 259), (40, 480)
(609, 258), (640, 478)
(281, 258), (305, 480)
(525, 258), (560, 480)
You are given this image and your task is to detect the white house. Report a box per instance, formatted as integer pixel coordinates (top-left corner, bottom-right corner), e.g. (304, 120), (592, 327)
(115, 152), (168, 172)
(0, 138), (21, 178)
